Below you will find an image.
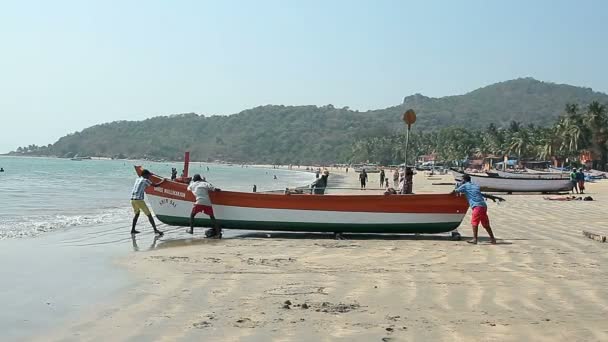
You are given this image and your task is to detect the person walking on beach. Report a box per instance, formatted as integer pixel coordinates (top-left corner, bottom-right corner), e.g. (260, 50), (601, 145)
(570, 168), (579, 194)
(359, 169), (368, 190)
(403, 167), (414, 194)
(576, 168), (585, 194)
(385, 177), (389, 188)
(171, 168), (177, 180)
(379, 169), (385, 187)
(452, 174), (504, 244)
(310, 170), (329, 194)
(187, 174), (222, 238)
(130, 169), (165, 236)
(393, 169), (399, 187)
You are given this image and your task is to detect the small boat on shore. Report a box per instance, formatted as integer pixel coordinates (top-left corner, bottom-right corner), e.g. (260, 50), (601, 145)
(452, 169), (573, 193)
(487, 170), (568, 180)
(136, 166), (468, 234)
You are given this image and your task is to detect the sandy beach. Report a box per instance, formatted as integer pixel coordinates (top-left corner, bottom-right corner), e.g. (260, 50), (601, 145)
(35, 169), (608, 341)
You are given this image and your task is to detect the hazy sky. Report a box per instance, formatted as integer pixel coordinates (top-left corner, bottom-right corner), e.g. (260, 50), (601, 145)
(1, 0), (607, 153)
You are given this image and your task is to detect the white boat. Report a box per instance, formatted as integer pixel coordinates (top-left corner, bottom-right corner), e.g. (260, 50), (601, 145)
(487, 170), (568, 179)
(452, 170), (573, 193)
(587, 169), (608, 179)
(136, 166), (469, 234)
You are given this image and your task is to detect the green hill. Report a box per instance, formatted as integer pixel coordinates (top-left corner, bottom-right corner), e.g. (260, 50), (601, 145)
(13, 78), (608, 164)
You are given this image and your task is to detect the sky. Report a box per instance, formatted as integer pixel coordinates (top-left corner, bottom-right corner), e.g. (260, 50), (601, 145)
(1, 0), (607, 153)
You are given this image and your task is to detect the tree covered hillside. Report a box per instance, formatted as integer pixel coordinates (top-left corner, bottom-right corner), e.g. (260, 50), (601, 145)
(12, 78), (608, 164)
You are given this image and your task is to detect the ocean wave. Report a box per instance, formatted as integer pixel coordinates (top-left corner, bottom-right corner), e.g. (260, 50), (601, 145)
(0, 207), (131, 240)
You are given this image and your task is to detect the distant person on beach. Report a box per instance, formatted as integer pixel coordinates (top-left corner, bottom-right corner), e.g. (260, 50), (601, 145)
(310, 170), (329, 194)
(171, 168), (177, 180)
(393, 169), (399, 187)
(398, 171), (405, 193)
(187, 174), (222, 238)
(570, 168), (579, 194)
(274, 175), (278, 180)
(404, 167), (414, 194)
(130, 169), (165, 236)
(253, 184), (257, 193)
(181, 169), (186, 178)
(345, 167), (349, 173)
(315, 169), (320, 179)
(207, 166), (210, 171)
(379, 169), (385, 187)
(385, 177), (389, 188)
(359, 169), (368, 190)
(452, 174), (504, 244)
(576, 168), (585, 194)
(0, 167), (4, 172)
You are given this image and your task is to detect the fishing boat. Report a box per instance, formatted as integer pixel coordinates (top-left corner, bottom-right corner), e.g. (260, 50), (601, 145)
(136, 166), (469, 234)
(587, 169), (608, 179)
(452, 169), (573, 193)
(487, 170), (568, 179)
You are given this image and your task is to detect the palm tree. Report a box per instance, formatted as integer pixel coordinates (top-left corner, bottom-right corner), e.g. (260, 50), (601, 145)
(508, 129), (532, 161)
(585, 101), (608, 170)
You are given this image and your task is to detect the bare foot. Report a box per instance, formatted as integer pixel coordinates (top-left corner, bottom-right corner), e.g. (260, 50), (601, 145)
(131, 230), (141, 235)
(467, 239), (478, 245)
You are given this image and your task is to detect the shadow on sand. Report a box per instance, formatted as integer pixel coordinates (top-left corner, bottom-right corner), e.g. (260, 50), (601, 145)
(131, 230), (514, 251)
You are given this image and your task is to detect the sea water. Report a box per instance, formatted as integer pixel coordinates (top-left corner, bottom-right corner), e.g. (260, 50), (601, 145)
(0, 156), (315, 239)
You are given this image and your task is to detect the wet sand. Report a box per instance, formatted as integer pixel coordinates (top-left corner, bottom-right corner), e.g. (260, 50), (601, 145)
(36, 170), (608, 341)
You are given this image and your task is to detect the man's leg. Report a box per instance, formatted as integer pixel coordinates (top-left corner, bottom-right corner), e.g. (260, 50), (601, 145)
(210, 215), (222, 238)
(468, 225), (479, 244)
(483, 225), (497, 244)
(188, 208), (196, 234)
(131, 213), (140, 234)
(147, 214), (163, 236)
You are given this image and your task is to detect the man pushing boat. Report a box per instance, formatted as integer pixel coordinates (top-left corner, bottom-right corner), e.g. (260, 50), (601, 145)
(187, 174), (222, 238)
(452, 174), (504, 245)
(131, 169), (165, 236)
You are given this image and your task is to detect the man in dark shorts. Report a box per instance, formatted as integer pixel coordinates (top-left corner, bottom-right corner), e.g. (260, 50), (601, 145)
(359, 169), (368, 190)
(187, 174), (222, 238)
(452, 174), (504, 244)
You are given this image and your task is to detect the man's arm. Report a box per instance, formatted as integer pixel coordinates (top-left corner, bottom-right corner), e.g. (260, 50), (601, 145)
(482, 193), (505, 202)
(452, 183), (466, 194)
(151, 178), (165, 187)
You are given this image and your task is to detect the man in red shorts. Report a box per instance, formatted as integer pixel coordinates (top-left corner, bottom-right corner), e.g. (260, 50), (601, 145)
(453, 174), (504, 244)
(187, 174), (222, 238)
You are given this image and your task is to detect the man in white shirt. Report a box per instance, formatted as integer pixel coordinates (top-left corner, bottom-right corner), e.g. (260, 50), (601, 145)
(187, 174), (222, 238)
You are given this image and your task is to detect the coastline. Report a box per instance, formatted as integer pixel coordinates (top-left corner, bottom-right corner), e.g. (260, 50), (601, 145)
(34, 173), (608, 341)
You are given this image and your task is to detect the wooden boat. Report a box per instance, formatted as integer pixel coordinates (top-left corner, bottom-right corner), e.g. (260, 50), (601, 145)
(452, 169), (573, 193)
(487, 170), (568, 179)
(136, 166), (468, 234)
